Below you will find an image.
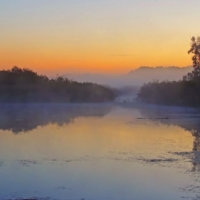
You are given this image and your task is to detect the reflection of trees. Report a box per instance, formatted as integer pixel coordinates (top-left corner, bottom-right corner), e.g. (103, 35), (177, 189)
(188, 129), (200, 152)
(0, 104), (113, 134)
(190, 129), (200, 172)
(138, 106), (200, 171)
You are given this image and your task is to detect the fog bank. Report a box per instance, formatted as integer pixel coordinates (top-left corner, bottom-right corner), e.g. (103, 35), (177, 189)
(64, 66), (192, 88)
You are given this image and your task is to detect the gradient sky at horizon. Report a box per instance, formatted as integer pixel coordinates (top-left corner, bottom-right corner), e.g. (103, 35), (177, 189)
(0, 0), (200, 74)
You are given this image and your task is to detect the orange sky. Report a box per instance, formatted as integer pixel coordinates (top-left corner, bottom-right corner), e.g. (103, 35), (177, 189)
(0, 0), (198, 74)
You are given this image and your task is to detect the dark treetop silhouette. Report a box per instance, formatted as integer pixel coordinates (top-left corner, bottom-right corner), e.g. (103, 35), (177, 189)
(138, 37), (200, 107)
(0, 66), (116, 103)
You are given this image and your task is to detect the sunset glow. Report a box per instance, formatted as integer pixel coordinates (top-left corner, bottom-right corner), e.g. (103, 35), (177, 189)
(0, 0), (199, 74)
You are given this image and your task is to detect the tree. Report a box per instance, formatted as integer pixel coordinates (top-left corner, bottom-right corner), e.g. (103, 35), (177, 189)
(184, 36), (200, 80)
(137, 36), (200, 107)
(0, 66), (116, 103)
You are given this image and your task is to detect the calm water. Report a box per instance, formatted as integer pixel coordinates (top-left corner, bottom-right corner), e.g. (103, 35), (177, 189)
(0, 103), (200, 200)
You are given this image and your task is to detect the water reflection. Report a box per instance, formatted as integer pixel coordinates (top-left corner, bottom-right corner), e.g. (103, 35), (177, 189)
(1, 104), (200, 200)
(0, 103), (113, 134)
(138, 106), (200, 171)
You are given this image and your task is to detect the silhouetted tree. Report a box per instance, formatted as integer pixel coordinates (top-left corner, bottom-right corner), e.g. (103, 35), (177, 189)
(0, 66), (116, 103)
(137, 36), (200, 107)
(184, 36), (200, 80)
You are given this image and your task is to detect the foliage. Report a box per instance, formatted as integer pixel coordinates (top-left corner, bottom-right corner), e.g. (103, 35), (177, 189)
(137, 80), (200, 106)
(138, 37), (200, 107)
(0, 66), (116, 103)
(184, 36), (200, 80)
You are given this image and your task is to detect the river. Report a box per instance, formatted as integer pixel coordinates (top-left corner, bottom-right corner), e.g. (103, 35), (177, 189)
(0, 103), (199, 200)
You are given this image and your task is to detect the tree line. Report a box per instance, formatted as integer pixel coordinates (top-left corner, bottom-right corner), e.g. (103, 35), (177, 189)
(0, 66), (116, 103)
(138, 37), (200, 107)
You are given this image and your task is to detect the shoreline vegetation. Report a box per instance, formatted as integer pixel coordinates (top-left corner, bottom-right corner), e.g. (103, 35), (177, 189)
(138, 37), (200, 107)
(0, 67), (116, 103)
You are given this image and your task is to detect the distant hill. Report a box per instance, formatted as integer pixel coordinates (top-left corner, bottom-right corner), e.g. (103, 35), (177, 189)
(64, 66), (193, 88)
(128, 66), (192, 82)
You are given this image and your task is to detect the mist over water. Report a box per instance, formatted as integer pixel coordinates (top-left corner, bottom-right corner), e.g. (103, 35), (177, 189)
(0, 103), (200, 200)
(0, 104), (112, 134)
(64, 66), (192, 87)
(1, 0), (200, 199)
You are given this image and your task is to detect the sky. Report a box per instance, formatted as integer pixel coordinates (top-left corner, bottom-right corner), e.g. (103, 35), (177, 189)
(0, 0), (200, 74)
